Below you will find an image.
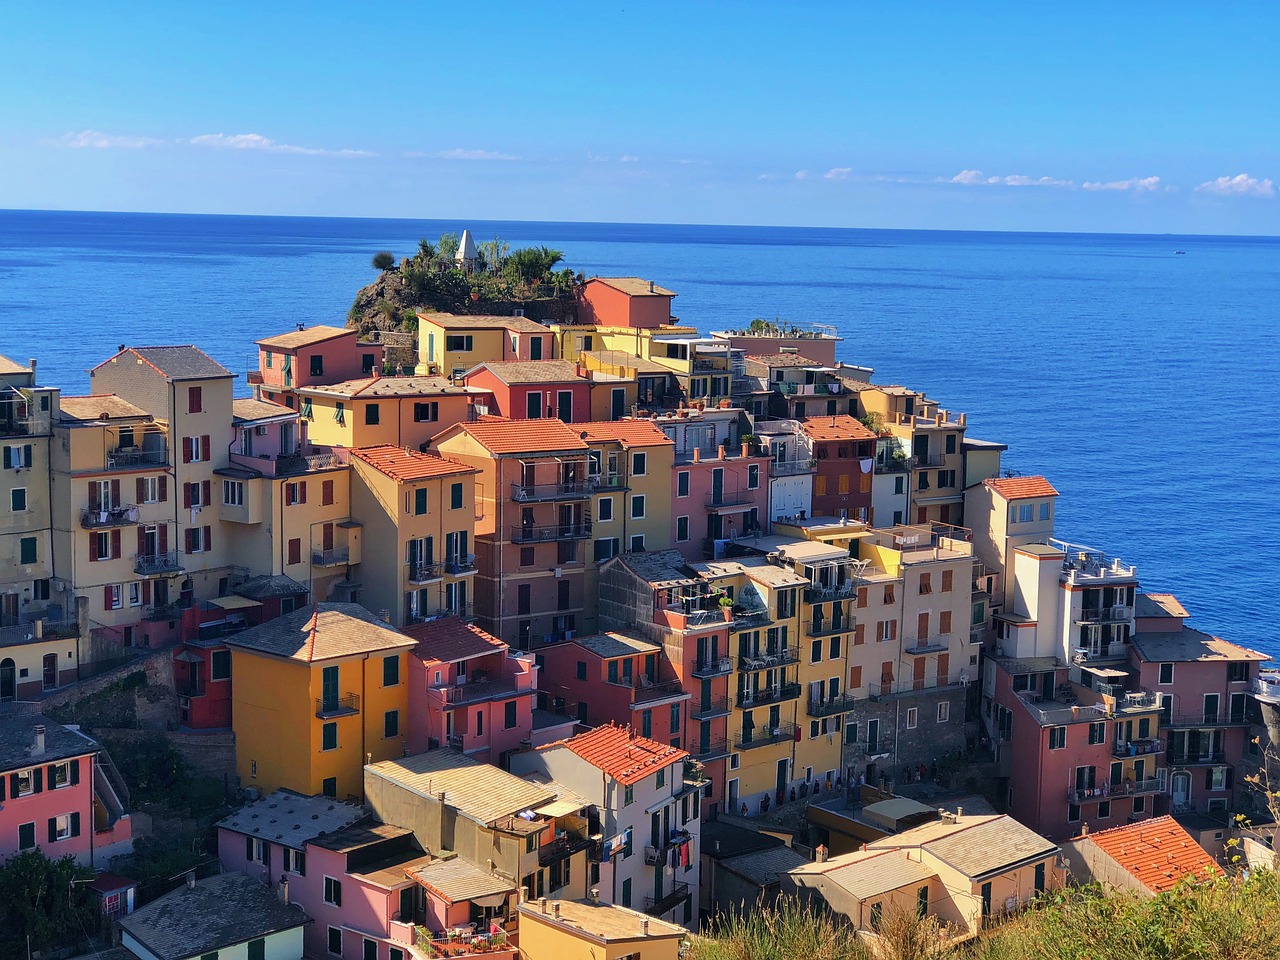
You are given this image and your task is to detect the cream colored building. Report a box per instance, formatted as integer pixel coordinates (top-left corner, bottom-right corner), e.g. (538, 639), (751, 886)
(517, 898), (686, 960)
(297, 375), (492, 451)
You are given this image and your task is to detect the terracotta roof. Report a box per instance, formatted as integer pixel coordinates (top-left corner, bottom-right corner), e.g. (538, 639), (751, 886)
(797, 415), (877, 442)
(351, 444), (476, 482)
(94, 346), (232, 381)
(468, 360), (585, 385)
(58, 394), (153, 422)
(589, 277), (676, 298)
(984, 476), (1059, 500)
(300, 376), (489, 399)
(743, 354), (821, 367)
(417, 312), (550, 334)
(256, 324), (353, 349)
(552, 723), (688, 786)
(405, 617), (507, 664)
(1135, 593), (1190, 620)
(454, 417), (589, 456)
(1084, 816), (1220, 893)
(579, 420), (673, 448)
(223, 603), (414, 662)
(0, 354), (32, 376)
(231, 398), (295, 423)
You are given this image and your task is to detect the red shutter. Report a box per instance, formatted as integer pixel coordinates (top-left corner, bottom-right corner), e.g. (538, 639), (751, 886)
(88, 533), (98, 562)
(938, 653), (950, 681)
(158, 476), (167, 502)
(850, 665), (862, 690)
(890, 620), (898, 641)
(202, 480), (211, 506)
(158, 525), (168, 555)
(110, 479), (121, 505)
(137, 527), (146, 558)
(201, 435), (210, 461)
(184, 529), (193, 555)
(322, 480), (334, 506)
(136, 477), (146, 502)
(204, 525), (212, 552)
(88, 481), (99, 509)
(182, 438), (191, 464)
(141, 580), (151, 605)
(103, 585), (113, 609)
(110, 529), (122, 560)
(299, 481), (307, 504)
(183, 483), (192, 509)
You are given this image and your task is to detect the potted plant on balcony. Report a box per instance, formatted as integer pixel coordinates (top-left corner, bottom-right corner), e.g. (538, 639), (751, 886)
(718, 594), (734, 621)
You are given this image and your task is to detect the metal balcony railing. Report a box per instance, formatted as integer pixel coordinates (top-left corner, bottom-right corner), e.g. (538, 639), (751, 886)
(706, 490), (755, 509)
(1163, 711), (1249, 728)
(105, 447), (168, 471)
(904, 636), (951, 655)
(81, 505), (139, 528)
(739, 647), (799, 671)
(805, 581), (857, 603)
(407, 563), (443, 584)
(689, 738), (730, 761)
(644, 881), (690, 916)
(445, 554), (477, 574)
(691, 697), (730, 720)
(539, 832), (592, 866)
(1069, 778), (1163, 803)
(0, 412), (51, 438)
(312, 547), (350, 566)
(807, 618), (852, 638)
(1166, 750), (1226, 766)
(1077, 605), (1134, 624)
(315, 693), (360, 718)
(511, 481), (593, 502)
(807, 693), (860, 718)
(737, 682), (802, 709)
(1112, 738), (1163, 759)
(735, 722), (797, 750)
(691, 656), (733, 678)
(510, 522), (592, 543)
(135, 552), (182, 576)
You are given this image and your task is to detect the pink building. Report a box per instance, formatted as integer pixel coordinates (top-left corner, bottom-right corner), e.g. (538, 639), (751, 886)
(463, 361), (591, 423)
(578, 277), (676, 329)
(671, 452), (770, 562)
(0, 715), (131, 865)
(536, 632), (690, 741)
(254, 324), (384, 409)
(404, 617), (537, 767)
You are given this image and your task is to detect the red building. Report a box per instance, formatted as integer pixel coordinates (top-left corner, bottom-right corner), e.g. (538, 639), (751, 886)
(799, 415), (876, 523)
(463, 361), (591, 422)
(578, 277), (677, 329)
(253, 324), (384, 409)
(404, 616), (537, 768)
(536, 631), (690, 741)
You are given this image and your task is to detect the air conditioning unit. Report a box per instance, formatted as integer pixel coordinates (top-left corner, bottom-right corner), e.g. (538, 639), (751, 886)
(255, 425), (268, 436)
(554, 567), (563, 578)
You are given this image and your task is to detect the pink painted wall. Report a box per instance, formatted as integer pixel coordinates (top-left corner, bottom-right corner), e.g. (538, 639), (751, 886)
(1, 754), (94, 863)
(464, 369), (590, 422)
(408, 650), (536, 763)
(669, 457), (770, 561)
(580, 281), (673, 329)
(258, 332), (381, 392)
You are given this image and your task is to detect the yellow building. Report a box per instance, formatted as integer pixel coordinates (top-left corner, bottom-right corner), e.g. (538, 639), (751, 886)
(578, 350), (679, 418)
(297, 375), (492, 451)
(225, 602), (414, 800)
(348, 445), (479, 628)
(517, 897), (686, 960)
(415, 313), (556, 378)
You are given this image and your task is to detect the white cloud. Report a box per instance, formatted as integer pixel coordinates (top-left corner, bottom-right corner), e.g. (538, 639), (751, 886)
(794, 170), (810, 181)
(1082, 176), (1163, 192)
(950, 169), (987, 185)
(948, 169), (1073, 188)
(619, 154), (639, 163)
(57, 130), (165, 149)
(190, 133), (372, 157)
(824, 167), (853, 181)
(1195, 173), (1276, 198)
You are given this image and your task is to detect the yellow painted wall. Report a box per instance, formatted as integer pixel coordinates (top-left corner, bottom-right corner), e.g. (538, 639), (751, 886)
(417, 323), (506, 377)
(517, 908), (682, 960)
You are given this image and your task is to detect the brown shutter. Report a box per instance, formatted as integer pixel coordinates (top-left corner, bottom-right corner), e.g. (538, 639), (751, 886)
(204, 525), (211, 551)
(142, 580), (151, 605)
(184, 529), (193, 555)
(917, 612), (929, 639)
(889, 620), (898, 641)
(88, 533), (98, 562)
(854, 623), (865, 646)
(940, 611), (952, 635)
(299, 481), (307, 504)
(158, 476), (167, 502)
(183, 483), (191, 508)
(182, 438), (191, 463)
(110, 529), (121, 560)
(849, 665), (862, 690)
(913, 656), (926, 689)
(158, 525), (168, 555)
(110, 479), (121, 505)
(137, 527), (146, 558)
(938, 653), (950, 681)
(136, 477), (146, 502)
(322, 479), (334, 505)
(202, 480), (211, 506)
(88, 481), (99, 509)
(201, 435), (210, 461)
(103, 585), (113, 608)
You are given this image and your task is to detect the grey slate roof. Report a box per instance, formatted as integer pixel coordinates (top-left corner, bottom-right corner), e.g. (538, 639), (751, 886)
(216, 789), (363, 849)
(223, 603), (413, 662)
(119, 872), (309, 960)
(128, 346), (233, 381)
(234, 573), (308, 600)
(718, 845), (810, 886)
(701, 819), (785, 860)
(0, 715), (99, 773)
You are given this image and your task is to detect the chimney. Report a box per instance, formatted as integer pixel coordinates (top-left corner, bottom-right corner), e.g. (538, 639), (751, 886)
(815, 844), (828, 863)
(539, 897), (548, 914)
(297, 322), (305, 332)
(640, 919), (650, 936)
(648, 281), (655, 293)
(437, 791), (446, 804)
(32, 725), (45, 756)
(552, 901), (561, 919)
(714, 840), (721, 854)
(956, 806), (963, 820)
(590, 887), (600, 904)
(185, 870), (196, 890)
(28, 359), (37, 374)
(366, 752), (372, 765)
(278, 875), (290, 905)
(1080, 822), (1090, 836)
(372, 364), (381, 380)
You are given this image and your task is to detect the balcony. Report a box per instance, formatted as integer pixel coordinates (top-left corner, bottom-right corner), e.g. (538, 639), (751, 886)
(735, 722), (797, 751)
(1112, 738), (1163, 759)
(105, 447), (168, 471)
(80, 505), (139, 529)
(689, 738), (731, 762)
(0, 617), (77, 647)
(1167, 750), (1227, 766)
(1253, 675), (1280, 702)
(739, 647), (799, 671)
(691, 697), (730, 720)
(511, 481), (593, 503)
(805, 581), (857, 603)
(808, 693), (860, 718)
(1069, 778), (1163, 804)
(445, 554), (477, 575)
(644, 880), (690, 917)
(1163, 711), (1249, 729)
(770, 458), (815, 476)
(315, 693), (360, 718)
(691, 655), (733, 678)
(610, 679), (688, 708)
(731, 604), (773, 629)
(1077, 605), (1134, 624)
(807, 618), (852, 638)
(644, 830), (693, 865)
(539, 832), (592, 867)
(144, 602), (181, 621)
(1072, 642), (1129, 664)
(407, 563), (443, 584)
(0, 411), (50, 438)
(135, 552), (182, 577)
(738, 682), (802, 709)
(509, 522), (591, 543)
(312, 547), (351, 567)
(706, 491), (755, 509)
(589, 472), (628, 492)
(178, 678), (206, 698)
(904, 636), (951, 655)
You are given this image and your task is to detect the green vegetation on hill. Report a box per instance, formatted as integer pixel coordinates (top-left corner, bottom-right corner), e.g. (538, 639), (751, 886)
(0, 851), (100, 957)
(693, 870), (1280, 960)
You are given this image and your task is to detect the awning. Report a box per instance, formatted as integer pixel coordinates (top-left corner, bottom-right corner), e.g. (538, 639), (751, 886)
(707, 503), (754, 515)
(174, 650), (203, 663)
(209, 595), (261, 610)
(533, 799), (585, 818)
(1080, 664), (1129, 678)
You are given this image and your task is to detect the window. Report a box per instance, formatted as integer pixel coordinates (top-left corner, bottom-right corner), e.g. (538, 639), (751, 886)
(48, 813), (77, 842)
(247, 837), (269, 865)
(657, 767), (666, 789)
(414, 401), (439, 422)
(445, 335), (474, 352)
(883, 583), (896, 604)
(10, 487), (25, 512)
(918, 573), (932, 595)
(305, 354), (323, 377)
(677, 472), (690, 497)
(945, 433), (957, 454)
(811, 639), (823, 664)
(621, 878), (632, 908)
(593, 538), (619, 562)
(322, 479), (334, 505)
(49, 761), (73, 788)
(632, 452), (647, 476)
(937, 701), (950, 723)
(917, 884), (929, 919)
(362, 940), (377, 960)
(105, 583), (122, 610)
(328, 927), (343, 956)
(1228, 661), (1248, 683)
(20, 536), (37, 564)
(287, 538), (302, 565)
(285, 481), (306, 506)
(906, 707), (918, 729)
(505, 700), (518, 729)
(937, 469), (956, 488)
(365, 403), (380, 425)
(322, 722), (338, 751)
(1088, 721), (1106, 745)
(140, 476), (161, 503)
(322, 777), (336, 798)
(384, 710), (400, 738)
(747, 464), (760, 489)
(623, 784), (634, 806)
(829, 635), (841, 659)
(450, 482), (464, 509)
(1049, 726), (1067, 750)
(222, 480), (244, 506)
(1158, 662), (1174, 685)
(18, 822), (36, 851)
(334, 402), (345, 425)
(675, 516), (689, 541)
(188, 386), (203, 414)
(264, 351), (273, 368)
(598, 497), (614, 522)
(631, 495), (646, 519)
(324, 877), (343, 906)
(630, 534), (645, 551)
(413, 488), (428, 515)
(383, 654), (400, 687)
(670, 702), (681, 733)
(870, 901), (883, 931)
(183, 436), (208, 463)
(525, 392), (542, 419)
(390, 949), (405, 960)
(185, 526), (212, 554)
(1097, 800), (1111, 819)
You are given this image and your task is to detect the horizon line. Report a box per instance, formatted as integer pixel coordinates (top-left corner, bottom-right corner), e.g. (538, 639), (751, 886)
(2, 206), (1278, 242)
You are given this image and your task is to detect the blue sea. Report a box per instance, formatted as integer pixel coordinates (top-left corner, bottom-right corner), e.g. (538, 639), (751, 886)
(0, 210), (1276, 657)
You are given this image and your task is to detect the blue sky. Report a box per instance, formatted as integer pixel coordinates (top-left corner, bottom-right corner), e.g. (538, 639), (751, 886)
(1, 2), (1276, 233)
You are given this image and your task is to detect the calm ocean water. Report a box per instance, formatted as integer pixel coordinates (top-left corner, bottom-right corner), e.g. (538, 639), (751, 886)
(0, 210), (1276, 657)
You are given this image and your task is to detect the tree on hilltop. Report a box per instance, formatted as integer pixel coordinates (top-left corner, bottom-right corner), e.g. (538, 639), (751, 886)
(372, 251), (396, 271)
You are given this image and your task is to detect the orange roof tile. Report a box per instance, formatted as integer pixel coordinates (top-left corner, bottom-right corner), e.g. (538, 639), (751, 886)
(984, 476), (1059, 500)
(351, 444), (476, 481)
(404, 617), (506, 664)
(1084, 816), (1220, 894)
(552, 723), (688, 786)
(578, 420), (673, 448)
(798, 415), (878, 442)
(456, 417), (589, 456)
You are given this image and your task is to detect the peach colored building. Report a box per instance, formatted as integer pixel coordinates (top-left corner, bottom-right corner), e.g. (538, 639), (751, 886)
(254, 324), (383, 409)
(579, 278), (677, 329)
(463, 360), (591, 422)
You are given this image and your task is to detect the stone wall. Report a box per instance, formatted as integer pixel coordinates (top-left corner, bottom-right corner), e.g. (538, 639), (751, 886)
(44, 648), (178, 731)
